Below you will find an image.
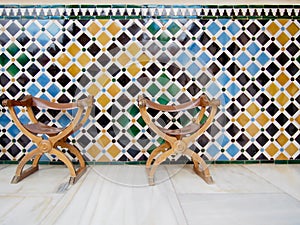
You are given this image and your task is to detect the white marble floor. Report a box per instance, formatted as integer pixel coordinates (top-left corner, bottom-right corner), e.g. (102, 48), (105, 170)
(0, 163), (300, 225)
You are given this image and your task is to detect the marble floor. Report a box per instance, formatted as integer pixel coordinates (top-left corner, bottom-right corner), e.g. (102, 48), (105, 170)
(0, 163), (300, 225)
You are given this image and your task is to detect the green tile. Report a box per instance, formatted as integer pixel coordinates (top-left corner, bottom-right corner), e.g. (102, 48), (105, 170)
(0, 53), (9, 66)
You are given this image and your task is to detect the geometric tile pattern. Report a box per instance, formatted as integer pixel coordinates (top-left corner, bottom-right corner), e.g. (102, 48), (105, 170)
(0, 5), (299, 163)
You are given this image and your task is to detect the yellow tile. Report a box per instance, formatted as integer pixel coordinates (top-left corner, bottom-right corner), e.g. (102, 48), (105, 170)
(87, 84), (100, 96)
(87, 22), (100, 36)
(98, 19), (109, 26)
(276, 93), (289, 106)
(97, 74), (110, 87)
(68, 43), (80, 57)
(107, 84), (120, 97)
(285, 143), (298, 156)
(237, 113), (250, 126)
(127, 63), (140, 77)
(98, 94), (110, 107)
(57, 53), (71, 67)
(107, 22), (121, 36)
(87, 144), (100, 158)
(278, 19), (289, 26)
(256, 113), (269, 127)
(277, 32), (289, 46)
(137, 53), (150, 66)
(265, 143), (279, 156)
(98, 134), (111, 147)
(78, 53), (91, 67)
(107, 144), (121, 158)
(246, 103), (259, 116)
(128, 43), (140, 56)
(97, 32), (110, 46)
(68, 63), (81, 77)
(296, 115), (300, 125)
(246, 123), (259, 136)
(276, 73), (289, 86)
(97, 155), (110, 162)
(286, 22), (299, 36)
(286, 83), (299, 96)
(266, 83), (279, 96)
(267, 22), (280, 35)
(276, 133), (288, 146)
(276, 153), (288, 160)
(118, 53), (130, 66)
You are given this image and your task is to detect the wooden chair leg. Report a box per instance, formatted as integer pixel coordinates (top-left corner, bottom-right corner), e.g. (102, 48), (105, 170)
(56, 141), (87, 182)
(148, 149), (174, 186)
(11, 148), (41, 184)
(146, 142), (170, 169)
(183, 149), (214, 184)
(49, 148), (84, 185)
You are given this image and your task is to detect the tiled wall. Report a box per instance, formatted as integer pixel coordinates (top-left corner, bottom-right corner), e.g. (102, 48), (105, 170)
(0, 5), (299, 163)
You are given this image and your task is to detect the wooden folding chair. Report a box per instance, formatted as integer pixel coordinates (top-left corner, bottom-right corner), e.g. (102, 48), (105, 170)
(138, 94), (220, 185)
(2, 95), (93, 184)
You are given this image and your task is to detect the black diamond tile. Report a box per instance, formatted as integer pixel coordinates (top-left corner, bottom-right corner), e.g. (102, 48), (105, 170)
(137, 73), (150, 86)
(147, 63), (160, 76)
(127, 83), (140, 97)
(227, 42), (240, 55)
(266, 123), (279, 136)
(117, 33), (130, 45)
(17, 73), (30, 86)
(77, 135), (90, 147)
(57, 74), (71, 86)
(257, 133), (269, 146)
(266, 43), (280, 56)
(97, 54), (110, 67)
(236, 133), (249, 147)
(137, 33), (150, 45)
(187, 83), (200, 96)
(8, 144), (21, 157)
(57, 94), (71, 103)
(107, 43), (120, 57)
(87, 64), (101, 77)
(47, 43), (60, 57)
(7, 84), (20, 96)
(0, 73), (9, 86)
(207, 124), (220, 137)
(217, 114), (230, 127)
(67, 84), (79, 97)
(276, 113), (288, 126)
(0, 33), (9, 46)
(107, 105), (120, 117)
(266, 62), (280, 76)
(227, 123), (240, 137)
(87, 125), (100, 138)
(237, 93), (250, 106)
(87, 43), (101, 57)
(286, 103), (298, 116)
(237, 73), (250, 85)
(27, 43), (40, 56)
(117, 94), (130, 107)
(266, 103), (279, 116)
(217, 52), (230, 66)
(197, 73), (210, 86)
(257, 33), (270, 46)
(187, 22), (200, 35)
(286, 42), (299, 56)
(118, 74), (130, 87)
(137, 134), (150, 147)
(286, 123), (298, 136)
(167, 63), (180, 76)
(286, 63), (298, 76)
(177, 33), (190, 46)
(118, 134), (131, 148)
(37, 53), (50, 66)
(77, 33), (91, 46)
(178, 73), (190, 86)
(247, 22), (260, 35)
(27, 63), (39, 76)
(148, 43), (160, 56)
(208, 62), (220, 76)
(257, 93), (269, 106)
(237, 154), (248, 160)
(16, 33), (30, 46)
(78, 74), (90, 87)
(107, 124), (120, 137)
(227, 103), (239, 116)
(198, 33), (210, 45)
(47, 64), (61, 77)
(256, 73), (270, 86)
(57, 33), (71, 46)
(98, 114), (110, 127)
(67, 23), (81, 36)
(276, 53), (289, 66)
(198, 134), (210, 147)
(238, 33), (250, 45)
(246, 144), (259, 157)
(157, 53), (170, 66)
(207, 42), (220, 55)
(128, 23), (141, 35)
(0, 134), (10, 147)
(227, 62), (240, 75)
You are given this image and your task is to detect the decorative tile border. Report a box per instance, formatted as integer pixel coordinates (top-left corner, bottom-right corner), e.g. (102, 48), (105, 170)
(0, 5), (299, 19)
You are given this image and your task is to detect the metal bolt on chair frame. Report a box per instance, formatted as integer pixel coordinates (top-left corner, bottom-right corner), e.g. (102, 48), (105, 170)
(138, 94), (220, 185)
(2, 95), (94, 184)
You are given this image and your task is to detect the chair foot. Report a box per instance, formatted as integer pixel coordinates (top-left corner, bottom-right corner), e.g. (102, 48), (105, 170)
(68, 166), (87, 185)
(193, 166), (214, 184)
(11, 166), (39, 184)
(148, 176), (155, 186)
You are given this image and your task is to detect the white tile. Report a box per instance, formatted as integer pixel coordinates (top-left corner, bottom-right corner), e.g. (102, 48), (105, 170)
(168, 164), (281, 194)
(178, 193), (300, 225)
(244, 164), (300, 201)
